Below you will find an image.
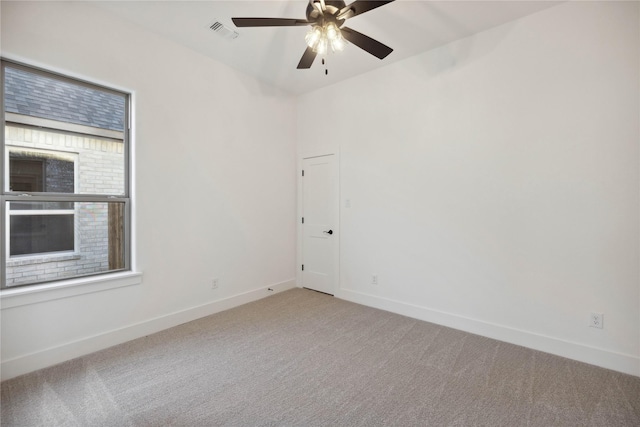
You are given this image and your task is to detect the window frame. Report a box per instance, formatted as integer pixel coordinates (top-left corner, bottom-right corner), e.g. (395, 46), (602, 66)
(0, 59), (132, 289)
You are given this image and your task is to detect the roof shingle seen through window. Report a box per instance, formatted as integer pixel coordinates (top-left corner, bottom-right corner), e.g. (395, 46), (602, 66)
(4, 67), (125, 132)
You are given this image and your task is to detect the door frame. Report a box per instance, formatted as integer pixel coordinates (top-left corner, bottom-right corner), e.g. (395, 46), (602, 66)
(297, 150), (340, 295)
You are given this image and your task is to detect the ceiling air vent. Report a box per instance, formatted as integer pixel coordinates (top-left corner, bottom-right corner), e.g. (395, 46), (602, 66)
(208, 20), (239, 40)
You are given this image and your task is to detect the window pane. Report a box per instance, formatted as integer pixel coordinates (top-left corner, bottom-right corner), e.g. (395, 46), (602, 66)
(10, 214), (74, 255)
(4, 67), (125, 131)
(9, 150), (75, 193)
(9, 158), (43, 192)
(4, 66), (126, 196)
(5, 201), (126, 287)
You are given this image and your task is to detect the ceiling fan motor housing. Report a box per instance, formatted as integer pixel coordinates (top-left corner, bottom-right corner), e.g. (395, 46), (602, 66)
(306, 0), (348, 26)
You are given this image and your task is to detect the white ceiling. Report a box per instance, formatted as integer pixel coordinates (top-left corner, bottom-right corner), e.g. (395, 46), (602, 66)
(94, 0), (562, 95)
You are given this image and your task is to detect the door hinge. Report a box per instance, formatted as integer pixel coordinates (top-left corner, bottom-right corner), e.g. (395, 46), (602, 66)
(302, 217), (304, 224)
(302, 264), (304, 271)
(302, 170), (304, 177)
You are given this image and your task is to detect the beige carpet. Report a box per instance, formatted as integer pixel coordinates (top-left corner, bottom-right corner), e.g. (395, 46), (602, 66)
(1, 288), (639, 426)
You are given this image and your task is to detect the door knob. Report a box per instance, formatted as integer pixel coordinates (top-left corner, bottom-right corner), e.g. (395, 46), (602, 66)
(323, 230), (333, 235)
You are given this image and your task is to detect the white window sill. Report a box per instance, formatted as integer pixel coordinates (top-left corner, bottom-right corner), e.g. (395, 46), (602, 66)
(0, 271), (143, 309)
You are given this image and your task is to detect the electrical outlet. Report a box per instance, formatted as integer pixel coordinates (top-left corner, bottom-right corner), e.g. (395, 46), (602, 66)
(211, 278), (219, 290)
(371, 274), (378, 285)
(589, 312), (604, 329)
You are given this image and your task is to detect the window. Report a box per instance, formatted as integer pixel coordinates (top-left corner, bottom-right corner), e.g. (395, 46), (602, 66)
(8, 148), (77, 257)
(1, 60), (130, 288)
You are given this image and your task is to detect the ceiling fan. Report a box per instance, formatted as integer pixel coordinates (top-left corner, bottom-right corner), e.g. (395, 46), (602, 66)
(232, 0), (396, 69)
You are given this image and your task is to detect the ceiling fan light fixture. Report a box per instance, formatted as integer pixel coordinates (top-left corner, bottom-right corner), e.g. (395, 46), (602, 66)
(305, 25), (323, 49)
(325, 22), (340, 41)
(316, 38), (328, 55)
(306, 22), (345, 54)
(330, 36), (345, 52)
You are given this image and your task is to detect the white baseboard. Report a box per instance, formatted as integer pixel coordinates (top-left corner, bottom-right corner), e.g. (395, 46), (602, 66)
(335, 288), (640, 377)
(1, 279), (296, 381)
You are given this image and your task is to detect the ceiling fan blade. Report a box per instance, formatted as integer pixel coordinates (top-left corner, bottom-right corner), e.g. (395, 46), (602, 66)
(340, 27), (393, 60)
(232, 18), (310, 27)
(339, 0), (396, 19)
(297, 47), (318, 69)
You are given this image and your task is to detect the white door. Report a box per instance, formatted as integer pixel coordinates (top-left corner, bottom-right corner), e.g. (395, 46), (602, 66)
(301, 155), (338, 295)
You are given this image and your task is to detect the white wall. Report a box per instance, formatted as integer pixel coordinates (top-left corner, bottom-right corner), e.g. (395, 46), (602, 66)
(297, 1), (640, 376)
(1, 1), (296, 378)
